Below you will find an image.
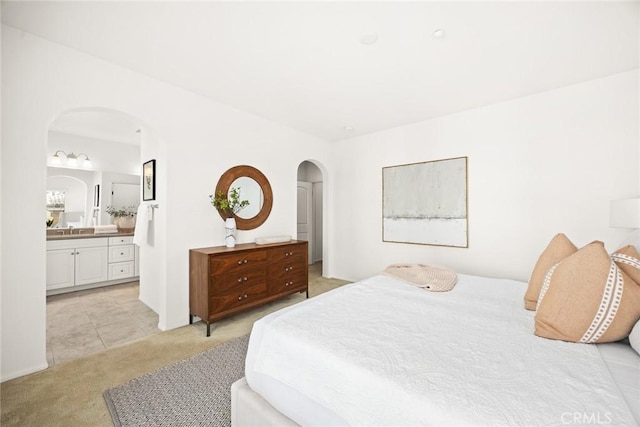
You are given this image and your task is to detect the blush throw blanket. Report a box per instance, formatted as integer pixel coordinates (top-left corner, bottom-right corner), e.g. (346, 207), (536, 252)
(382, 263), (457, 291)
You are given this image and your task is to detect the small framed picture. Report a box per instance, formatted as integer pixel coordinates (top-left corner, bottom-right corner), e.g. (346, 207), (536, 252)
(93, 184), (100, 207)
(143, 159), (156, 201)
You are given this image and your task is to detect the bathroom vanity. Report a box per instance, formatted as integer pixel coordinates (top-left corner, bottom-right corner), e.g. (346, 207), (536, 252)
(46, 230), (139, 295)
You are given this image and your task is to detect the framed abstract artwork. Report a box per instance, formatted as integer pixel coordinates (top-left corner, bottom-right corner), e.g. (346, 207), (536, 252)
(383, 156), (468, 247)
(143, 159), (156, 201)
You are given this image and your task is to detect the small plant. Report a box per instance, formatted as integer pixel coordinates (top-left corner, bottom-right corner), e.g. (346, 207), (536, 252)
(106, 205), (137, 218)
(210, 187), (249, 218)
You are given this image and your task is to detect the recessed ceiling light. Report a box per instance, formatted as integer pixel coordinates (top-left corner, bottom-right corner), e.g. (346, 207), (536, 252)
(433, 29), (445, 39)
(359, 32), (378, 45)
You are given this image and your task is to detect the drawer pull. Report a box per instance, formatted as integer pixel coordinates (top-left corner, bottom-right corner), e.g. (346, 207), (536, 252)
(237, 259), (248, 265)
(285, 251), (294, 257)
(237, 276), (248, 283)
(237, 294), (249, 301)
(285, 281), (293, 287)
(120, 252), (124, 256)
(285, 266), (293, 272)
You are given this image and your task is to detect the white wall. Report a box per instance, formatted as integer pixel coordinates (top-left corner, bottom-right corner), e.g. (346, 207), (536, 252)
(331, 70), (639, 283)
(48, 130), (140, 176)
(1, 26), (331, 381)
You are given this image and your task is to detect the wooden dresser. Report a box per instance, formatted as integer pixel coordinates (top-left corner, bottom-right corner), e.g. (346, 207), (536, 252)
(189, 240), (308, 336)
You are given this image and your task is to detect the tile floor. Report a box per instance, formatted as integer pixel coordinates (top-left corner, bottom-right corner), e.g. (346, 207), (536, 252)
(46, 281), (159, 366)
(46, 263), (324, 367)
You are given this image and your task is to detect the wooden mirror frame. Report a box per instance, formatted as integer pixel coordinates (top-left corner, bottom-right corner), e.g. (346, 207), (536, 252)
(215, 165), (273, 230)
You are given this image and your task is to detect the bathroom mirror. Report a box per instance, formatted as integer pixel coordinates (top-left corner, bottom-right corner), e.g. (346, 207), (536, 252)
(46, 167), (140, 228)
(215, 165), (273, 230)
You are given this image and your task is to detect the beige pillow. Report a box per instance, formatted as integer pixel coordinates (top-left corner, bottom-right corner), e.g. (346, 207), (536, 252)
(611, 245), (640, 283)
(535, 242), (640, 343)
(524, 233), (577, 311)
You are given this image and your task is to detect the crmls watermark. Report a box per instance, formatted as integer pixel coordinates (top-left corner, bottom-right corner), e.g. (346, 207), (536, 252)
(560, 412), (613, 425)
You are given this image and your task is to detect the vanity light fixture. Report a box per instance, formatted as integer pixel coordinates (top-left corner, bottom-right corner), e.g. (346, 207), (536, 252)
(51, 150), (92, 168)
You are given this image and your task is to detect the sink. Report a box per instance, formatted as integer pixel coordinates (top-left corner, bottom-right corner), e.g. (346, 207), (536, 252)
(46, 227), (95, 237)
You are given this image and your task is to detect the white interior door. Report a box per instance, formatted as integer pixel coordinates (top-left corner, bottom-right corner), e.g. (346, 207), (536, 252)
(312, 182), (323, 263)
(297, 181), (313, 264)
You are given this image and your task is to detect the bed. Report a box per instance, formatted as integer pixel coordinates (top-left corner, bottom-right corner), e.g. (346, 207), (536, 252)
(232, 274), (640, 426)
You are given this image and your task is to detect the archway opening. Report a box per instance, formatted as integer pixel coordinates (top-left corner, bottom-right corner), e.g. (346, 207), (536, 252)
(45, 107), (160, 366)
(296, 160), (326, 275)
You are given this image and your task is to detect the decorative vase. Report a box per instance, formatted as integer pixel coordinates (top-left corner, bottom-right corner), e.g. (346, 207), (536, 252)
(225, 217), (237, 248)
(116, 216), (136, 232)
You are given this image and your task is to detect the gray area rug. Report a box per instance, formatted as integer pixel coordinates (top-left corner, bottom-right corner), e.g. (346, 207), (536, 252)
(104, 334), (249, 427)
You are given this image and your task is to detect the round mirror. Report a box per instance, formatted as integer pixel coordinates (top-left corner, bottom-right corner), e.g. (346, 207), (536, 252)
(230, 176), (263, 219)
(215, 165), (273, 230)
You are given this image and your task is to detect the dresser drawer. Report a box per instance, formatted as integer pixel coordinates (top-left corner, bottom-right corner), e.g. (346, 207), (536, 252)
(267, 244), (306, 264)
(269, 271), (307, 295)
(211, 268), (266, 295)
(267, 255), (305, 280)
(210, 250), (267, 274)
(210, 282), (267, 314)
(108, 245), (135, 263)
(108, 261), (135, 280)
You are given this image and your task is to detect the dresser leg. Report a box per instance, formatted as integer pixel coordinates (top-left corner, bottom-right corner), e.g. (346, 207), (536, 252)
(207, 322), (211, 337)
(189, 314), (193, 325)
(306, 288), (309, 298)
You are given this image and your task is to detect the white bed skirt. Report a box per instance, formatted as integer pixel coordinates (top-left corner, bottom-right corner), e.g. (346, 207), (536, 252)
(231, 377), (298, 427)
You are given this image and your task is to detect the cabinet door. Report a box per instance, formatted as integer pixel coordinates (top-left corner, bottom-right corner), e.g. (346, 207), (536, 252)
(75, 246), (109, 285)
(46, 249), (75, 290)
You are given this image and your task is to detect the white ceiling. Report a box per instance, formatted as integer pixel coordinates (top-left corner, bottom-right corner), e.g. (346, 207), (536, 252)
(3, 1), (639, 141)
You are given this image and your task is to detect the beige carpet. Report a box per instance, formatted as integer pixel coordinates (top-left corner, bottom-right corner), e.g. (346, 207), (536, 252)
(1, 272), (349, 427)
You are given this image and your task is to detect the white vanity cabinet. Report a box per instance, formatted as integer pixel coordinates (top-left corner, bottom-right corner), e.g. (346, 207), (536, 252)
(46, 238), (109, 290)
(46, 234), (139, 294)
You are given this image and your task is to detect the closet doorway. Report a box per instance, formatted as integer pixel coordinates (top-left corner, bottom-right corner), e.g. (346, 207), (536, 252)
(297, 161), (323, 265)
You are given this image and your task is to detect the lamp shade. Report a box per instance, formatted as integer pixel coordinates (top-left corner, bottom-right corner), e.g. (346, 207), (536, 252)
(610, 198), (640, 228)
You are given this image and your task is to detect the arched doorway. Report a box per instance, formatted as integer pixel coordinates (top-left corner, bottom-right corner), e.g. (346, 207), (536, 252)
(297, 161), (324, 270)
(45, 107), (159, 366)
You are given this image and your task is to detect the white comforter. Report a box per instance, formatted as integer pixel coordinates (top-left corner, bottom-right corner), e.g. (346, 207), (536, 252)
(245, 274), (636, 426)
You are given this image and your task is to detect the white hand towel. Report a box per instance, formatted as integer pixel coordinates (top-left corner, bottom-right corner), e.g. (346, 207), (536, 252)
(133, 204), (149, 246)
(94, 224), (118, 234)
